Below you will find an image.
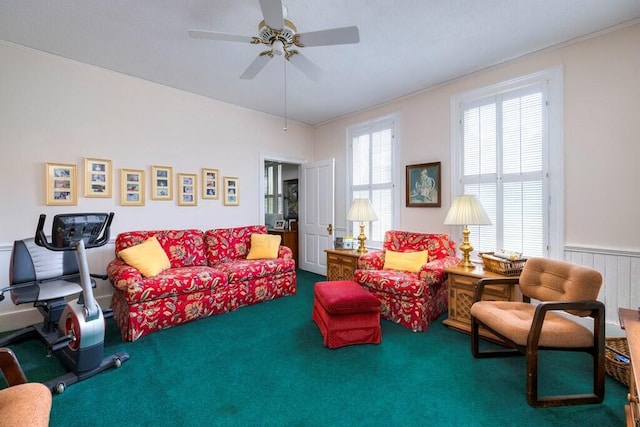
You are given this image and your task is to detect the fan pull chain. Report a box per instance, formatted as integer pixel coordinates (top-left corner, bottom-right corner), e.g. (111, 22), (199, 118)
(283, 57), (288, 131)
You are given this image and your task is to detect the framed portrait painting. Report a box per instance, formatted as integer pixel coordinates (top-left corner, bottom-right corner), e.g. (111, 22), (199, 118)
(178, 173), (197, 206)
(283, 179), (298, 220)
(151, 165), (173, 200)
(120, 169), (145, 206)
(201, 168), (219, 200)
(84, 158), (112, 197)
(406, 162), (441, 207)
(223, 176), (239, 206)
(45, 162), (77, 205)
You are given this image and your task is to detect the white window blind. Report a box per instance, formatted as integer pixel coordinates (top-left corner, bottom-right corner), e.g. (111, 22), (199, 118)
(348, 116), (398, 247)
(461, 84), (546, 257)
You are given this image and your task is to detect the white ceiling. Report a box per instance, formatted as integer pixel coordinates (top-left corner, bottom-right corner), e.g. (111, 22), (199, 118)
(1, 1), (639, 126)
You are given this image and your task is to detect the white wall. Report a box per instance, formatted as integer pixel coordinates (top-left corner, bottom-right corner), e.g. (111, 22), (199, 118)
(313, 23), (640, 253)
(0, 42), (314, 330)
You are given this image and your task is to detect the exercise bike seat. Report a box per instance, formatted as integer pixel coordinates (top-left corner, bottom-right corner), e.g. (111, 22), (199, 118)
(7, 238), (89, 305)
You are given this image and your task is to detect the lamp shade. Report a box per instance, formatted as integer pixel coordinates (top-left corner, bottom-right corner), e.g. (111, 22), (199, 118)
(347, 198), (378, 222)
(443, 195), (491, 226)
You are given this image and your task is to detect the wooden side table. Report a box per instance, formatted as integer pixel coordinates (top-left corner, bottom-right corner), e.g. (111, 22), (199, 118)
(443, 264), (519, 335)
(325, 249), (360, 281)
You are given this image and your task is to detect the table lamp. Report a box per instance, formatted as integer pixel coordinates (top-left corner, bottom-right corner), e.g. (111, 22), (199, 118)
(444, 194), (491, 269)
(347, 198), (378, 254)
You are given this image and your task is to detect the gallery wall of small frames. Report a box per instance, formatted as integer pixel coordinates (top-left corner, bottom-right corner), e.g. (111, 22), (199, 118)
(45, 159), (237, 207)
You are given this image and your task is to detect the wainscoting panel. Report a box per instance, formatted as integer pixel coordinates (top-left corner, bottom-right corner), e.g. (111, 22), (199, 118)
(564, 246), (640, 327)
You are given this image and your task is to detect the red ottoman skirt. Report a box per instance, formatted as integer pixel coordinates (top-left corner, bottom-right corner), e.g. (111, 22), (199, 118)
(312, 280), (381, 349)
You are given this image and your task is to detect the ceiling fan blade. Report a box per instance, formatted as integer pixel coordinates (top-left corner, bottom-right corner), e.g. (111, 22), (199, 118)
(188, 29), (254, 44)
(295, 26), (360, 47)
(259, 0), (284, 29)
(288, 52), (322, 81)
(240, 54), (272, 79)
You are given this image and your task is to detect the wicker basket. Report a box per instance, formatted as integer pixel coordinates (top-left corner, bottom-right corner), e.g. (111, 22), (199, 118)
(479, 252), (527, 276)
(605, 337), (630, 386)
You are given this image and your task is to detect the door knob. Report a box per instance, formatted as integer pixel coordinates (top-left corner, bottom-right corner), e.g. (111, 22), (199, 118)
(327, 224), (333, 235)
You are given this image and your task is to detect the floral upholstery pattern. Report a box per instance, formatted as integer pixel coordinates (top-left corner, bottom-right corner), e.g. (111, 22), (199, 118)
(354, 230), (458, 332)
(108, 226), (296, 341)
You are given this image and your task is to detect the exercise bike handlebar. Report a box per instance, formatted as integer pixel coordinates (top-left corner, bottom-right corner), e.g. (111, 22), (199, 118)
(35, 212), (114, 251)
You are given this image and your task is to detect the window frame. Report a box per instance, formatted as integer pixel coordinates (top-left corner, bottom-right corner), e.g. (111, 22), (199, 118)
(449, 66), (564, 259)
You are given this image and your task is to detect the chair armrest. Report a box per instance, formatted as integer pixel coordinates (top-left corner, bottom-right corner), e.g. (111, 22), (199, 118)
(529, 300), (605, 348)
(0, 347), (28, 386)
(473, 277), (521, 303)
(107, 259), (144, 291)
(418, 256), (461, 286)
(357, 250), (385, 270)
(277, 245), (293, 259)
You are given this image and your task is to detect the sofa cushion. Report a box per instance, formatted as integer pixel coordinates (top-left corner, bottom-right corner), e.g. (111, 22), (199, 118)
(118, 236), (171, 277)
(383, 250), (429, 273)
(246, 233), (281, 260)
(116, 229), (207, 268)
(213, 258), (295, 283)
(205, 225), (268, 265)
(121, 266), (227, 304)
(353, 269), (428, 297)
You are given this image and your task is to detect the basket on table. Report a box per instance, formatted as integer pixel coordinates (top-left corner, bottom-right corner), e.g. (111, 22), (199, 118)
(605, 337), (630, 386)
(479, 252), (527, 276)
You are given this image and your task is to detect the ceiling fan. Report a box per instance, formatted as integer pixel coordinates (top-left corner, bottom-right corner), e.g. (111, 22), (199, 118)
(188, 0), (360, 80)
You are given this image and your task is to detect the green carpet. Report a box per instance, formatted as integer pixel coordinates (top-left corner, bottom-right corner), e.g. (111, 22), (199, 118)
(2, 270), (626, 426)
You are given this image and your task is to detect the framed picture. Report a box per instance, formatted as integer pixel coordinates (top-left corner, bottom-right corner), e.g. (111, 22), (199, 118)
(283, 178), (298, 220)
(274, 219), (286, 230)
(120, 169), (145, 206)
(406, 162), (441, 207)
(223, 176), (239, 206)
(178, 173), (198, 206)
(201, 168), (219, 200)
(45, 162), (77, 205)
(151, 165), (173, 200)
(84, 158), (112, 198)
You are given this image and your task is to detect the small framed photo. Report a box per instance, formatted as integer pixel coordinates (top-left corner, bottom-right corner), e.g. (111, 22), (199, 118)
(201, 168), (219, 200)
(120, 169), (145, 206)
(274, 220), (286, 230)
(223, 176), (239, 206)
(84, 158), (112, 197)
(406, 162), (441, 207)
(45, 162), (77, 205)
(178, 173), (198, 206)
(151, 165), (173, 200)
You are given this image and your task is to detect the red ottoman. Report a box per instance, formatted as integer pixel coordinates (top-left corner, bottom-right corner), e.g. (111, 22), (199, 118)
(312, 280), (381, 349)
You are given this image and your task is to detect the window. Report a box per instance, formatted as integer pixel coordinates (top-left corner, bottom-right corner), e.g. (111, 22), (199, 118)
(347, 114), (400, 247)
(451, 67), (563, 259)
(264, 162), (282, 216)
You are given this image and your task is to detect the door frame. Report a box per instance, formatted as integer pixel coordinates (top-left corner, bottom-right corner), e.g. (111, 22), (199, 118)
(259, 150), (306, 228)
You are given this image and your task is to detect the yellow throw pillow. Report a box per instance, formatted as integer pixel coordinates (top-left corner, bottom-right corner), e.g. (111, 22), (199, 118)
(383, 250), (429, 273)
(246, 234), (281, 260)
(118, 236), (171, 277)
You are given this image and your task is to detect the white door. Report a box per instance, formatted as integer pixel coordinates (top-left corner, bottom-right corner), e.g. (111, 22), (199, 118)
(299, 159), (335, 275)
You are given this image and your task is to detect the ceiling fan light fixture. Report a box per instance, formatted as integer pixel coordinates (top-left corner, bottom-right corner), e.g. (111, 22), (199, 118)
(272, 40), (284, 56)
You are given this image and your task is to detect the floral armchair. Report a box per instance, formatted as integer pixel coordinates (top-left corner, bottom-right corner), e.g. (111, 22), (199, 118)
(353, 230), (459, 332)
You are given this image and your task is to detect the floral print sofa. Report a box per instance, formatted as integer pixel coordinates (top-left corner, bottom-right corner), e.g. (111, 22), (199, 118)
(107, 225), (296, 341)
(353, 230), (458, 332)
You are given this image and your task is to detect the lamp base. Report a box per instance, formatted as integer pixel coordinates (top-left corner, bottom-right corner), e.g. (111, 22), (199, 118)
(357, 222), (368, 254)
(457, 225), (474, 269)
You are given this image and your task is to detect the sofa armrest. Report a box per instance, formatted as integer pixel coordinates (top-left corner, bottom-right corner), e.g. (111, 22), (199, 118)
(418, 256), (461, 285)
(107, 258), (144, 291)
(277, 245), (293, 259)
(357, 250), (385, 270)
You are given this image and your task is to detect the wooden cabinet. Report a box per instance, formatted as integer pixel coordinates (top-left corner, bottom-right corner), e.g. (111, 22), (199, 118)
(268, 229), (298, 266)
(619, 308), (640, 427)
(443, 264), (519, 335)
(325, 249), (360, 281)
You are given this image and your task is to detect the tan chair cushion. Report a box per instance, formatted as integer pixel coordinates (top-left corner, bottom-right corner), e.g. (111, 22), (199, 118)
(0, 382), (52, 427)
(470, 301), (594, 348)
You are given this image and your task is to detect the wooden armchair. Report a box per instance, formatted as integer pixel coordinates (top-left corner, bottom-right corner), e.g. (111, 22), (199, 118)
(0, 348), (52, 427)
(470, 257), (605, 407)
